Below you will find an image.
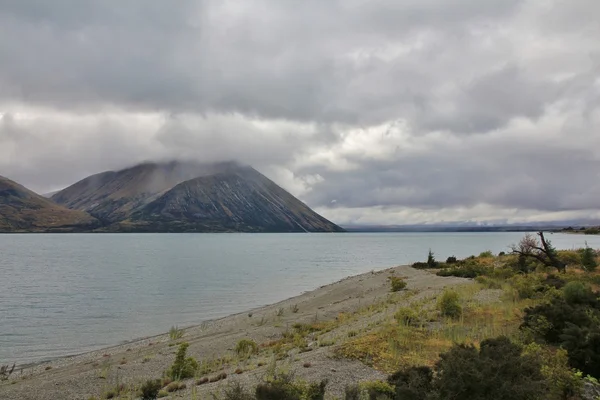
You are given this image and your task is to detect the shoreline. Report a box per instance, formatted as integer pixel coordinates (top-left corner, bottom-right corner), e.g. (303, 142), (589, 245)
(15, 266), (398, 370)
(2, 265), (472, 400)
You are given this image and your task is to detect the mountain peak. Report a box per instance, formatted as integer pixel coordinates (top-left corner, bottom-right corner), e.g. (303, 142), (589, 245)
(50, 161), (342, 232)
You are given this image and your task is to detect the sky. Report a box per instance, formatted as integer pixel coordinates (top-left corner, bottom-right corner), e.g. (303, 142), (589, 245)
(1, 0), (599, 226)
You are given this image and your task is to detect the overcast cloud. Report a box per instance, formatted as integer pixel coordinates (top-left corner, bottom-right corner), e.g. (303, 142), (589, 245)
(1, 0), (599, 225)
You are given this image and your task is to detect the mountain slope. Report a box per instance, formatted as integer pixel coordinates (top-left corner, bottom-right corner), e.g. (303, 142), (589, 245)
(53, 161), (343, 233)
(0, 176), (98, 232)
(51, 161), (237, 223)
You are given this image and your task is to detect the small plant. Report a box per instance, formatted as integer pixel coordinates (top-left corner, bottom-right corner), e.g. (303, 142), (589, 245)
(140, 379), (162, 400)
(446, 256), (458, 264)
(276, 307), (285, 317)
(220, 381), (255, 400)
(394, 307), (419, 326)
(235, 339), (259, 357)
(360, 380), (395, 399)
(427, 249), (438, 268)
(166, 342), (198, 380)
(157, 390), (168, 398)
(581, 243), (597, 272)
(479, 250), (494, 258)
(388, 276), (407, 292)
(0, 363), (15, 381)
(290, 304), (299, 313)
(165, 381), (184, 392)
(438, 289), (462, 319)
(169, 326), (184, 340)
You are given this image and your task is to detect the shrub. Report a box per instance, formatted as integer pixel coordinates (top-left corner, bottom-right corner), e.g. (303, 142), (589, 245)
(140, 379), (162, 400)
(479, 250), (493, 258)
(394, 307), (419, 326)
(388, 276), (407, 292)
(235, 339), (259, 357)
(511, 274), (541, 299)
(221, 381), (255, 400)
(521, 291), (600, 344)
(387, 366), (433, 400)
(344, 384), (361, 400)
(524, 343), (583, 399)
(438, 290), (462, 319)
(255, 373), (327, 400)
(434, 337), (546, 400)
(411, 261), (431, 269)
(427, 249), (438, 268)
(581, 244), (598, 272)
(166, 343), (198, 380)
(562, 281), (597, 305)
(560, 324), (600, 378)
(359, 380), (395, 399)
(157, 390), (168, 398)
(436, 261), (489, 278)
(446, 256), (458, 264)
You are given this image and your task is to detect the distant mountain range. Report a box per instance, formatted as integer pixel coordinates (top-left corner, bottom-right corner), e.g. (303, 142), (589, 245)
(0, 161), (343, 233)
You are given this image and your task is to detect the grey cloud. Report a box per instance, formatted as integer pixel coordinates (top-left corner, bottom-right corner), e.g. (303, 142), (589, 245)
(1, 0), (600, 224)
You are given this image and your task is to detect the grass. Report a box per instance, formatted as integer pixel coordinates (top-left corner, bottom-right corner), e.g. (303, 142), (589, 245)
(168, 326), (184, 340)
(335, 282), (537, 372)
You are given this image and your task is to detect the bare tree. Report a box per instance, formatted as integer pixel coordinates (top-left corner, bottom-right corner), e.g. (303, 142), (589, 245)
(510, 231), (566, 273)
(0, 363), (15, 381)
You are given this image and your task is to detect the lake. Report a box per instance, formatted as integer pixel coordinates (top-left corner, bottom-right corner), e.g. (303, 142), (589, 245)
(1, 232), (599, 365)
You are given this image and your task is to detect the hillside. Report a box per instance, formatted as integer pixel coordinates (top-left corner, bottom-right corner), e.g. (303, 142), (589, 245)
(52, 161), (343, 233)
(0, 176), (98, 232)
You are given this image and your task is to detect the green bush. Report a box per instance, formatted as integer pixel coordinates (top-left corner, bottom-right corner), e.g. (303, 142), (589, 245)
(255, 372), (326, 400)
(479, 250), (493, 258)
(235, 339), (259, 358)
(581, 245), (598, 271)
(438, 290), (462, 319)
(165, 343), (198, 380)
(563, 281), (597, 305)
(446, 256), (458, 264)
(388, 276), (407, 292)
(436, 261), (490, 278)
(387, 366), (433, 400)
(524, 343), (583, 399)
(560, 324), (600, 378)
(220, 381), (255, 400)
(394, 307), (419, 326)
(433, 337), (546, 400)
(427, 249), (438, 268)
(140, 379), (162, 400)
(359, 381), (395, 399)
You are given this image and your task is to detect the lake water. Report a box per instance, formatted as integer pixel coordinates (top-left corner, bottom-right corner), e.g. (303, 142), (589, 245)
(2, 232), (599, 365)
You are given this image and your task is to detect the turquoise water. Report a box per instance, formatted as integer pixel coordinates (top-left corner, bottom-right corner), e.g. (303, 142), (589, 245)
(1, 232), (599, 365)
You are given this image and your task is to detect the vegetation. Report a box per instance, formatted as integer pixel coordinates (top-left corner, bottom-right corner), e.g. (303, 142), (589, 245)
(165, 342), (198, 380)
(235, 339), (259, 358)
(0, 363), (15, 381)
(437, 289), (461, 319)
(332, 234), (600, 399)
(168, 325), (184, 340)
(388, 276), (407, 292)
(140, 379), (162, 400)
(581, 243), (598, 271)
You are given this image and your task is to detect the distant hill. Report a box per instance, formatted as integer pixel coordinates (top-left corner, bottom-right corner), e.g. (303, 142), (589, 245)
(0, 176), (98, 232)
(52, 161), (343, 233)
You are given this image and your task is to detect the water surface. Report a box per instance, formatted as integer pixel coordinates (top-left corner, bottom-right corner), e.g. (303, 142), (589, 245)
(1, 232), (598, 365)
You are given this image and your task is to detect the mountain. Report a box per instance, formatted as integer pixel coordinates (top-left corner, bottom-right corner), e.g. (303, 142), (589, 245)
(52, 161), (343, 232)
(0, 176), (98, 232)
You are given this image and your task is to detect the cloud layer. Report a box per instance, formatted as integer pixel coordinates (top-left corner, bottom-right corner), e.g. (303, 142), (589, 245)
(1, 0), (599, 224)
